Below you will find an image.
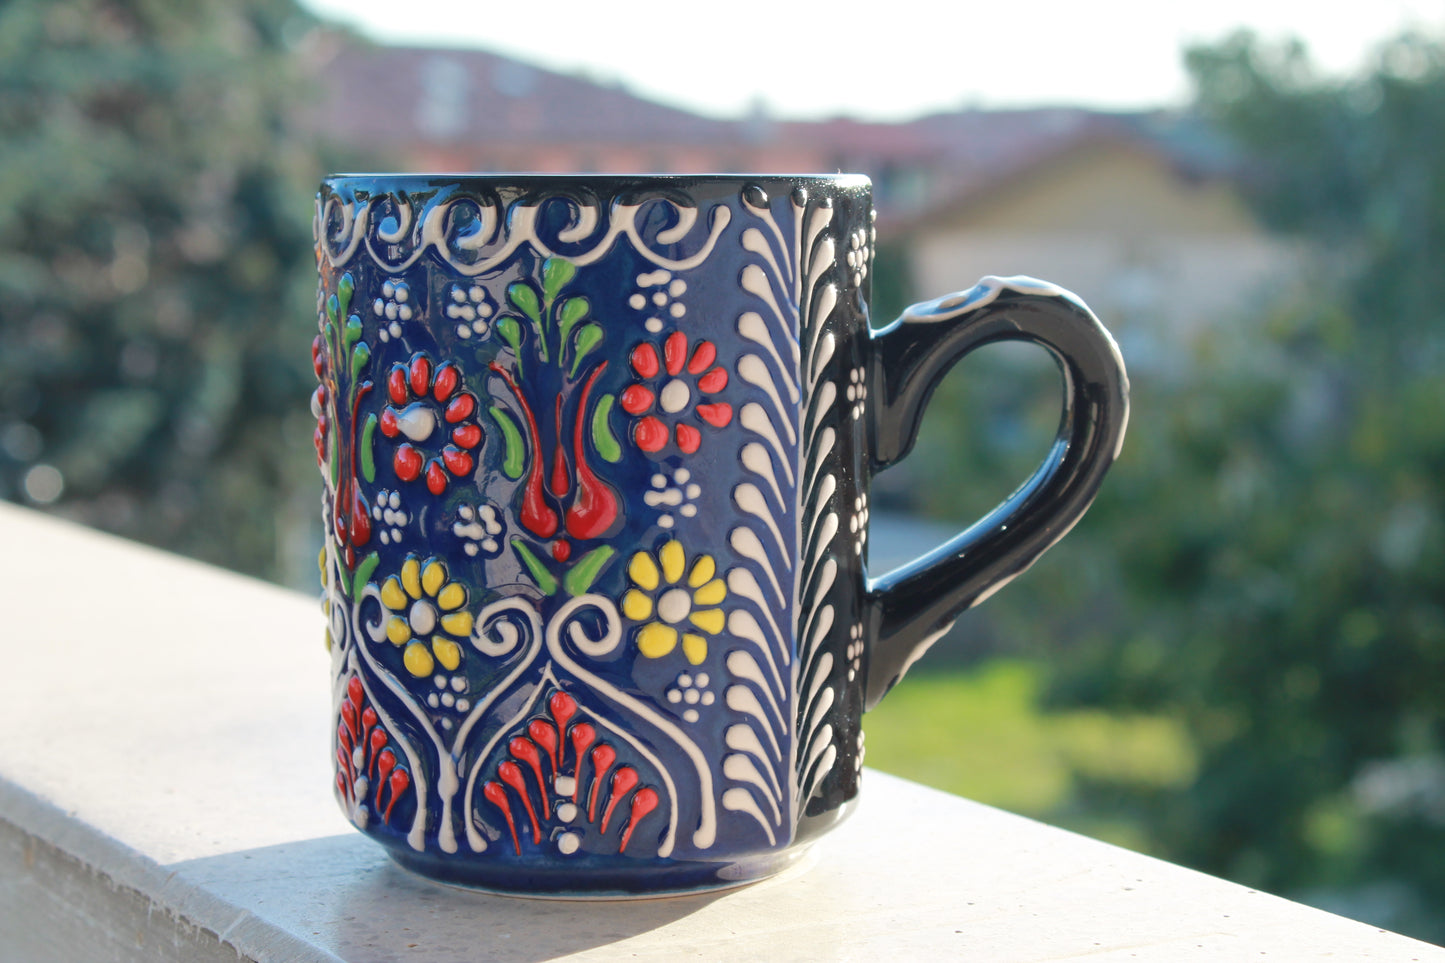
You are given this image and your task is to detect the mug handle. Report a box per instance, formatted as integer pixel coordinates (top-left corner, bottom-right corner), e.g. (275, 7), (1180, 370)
(863, 276), (1130, 709)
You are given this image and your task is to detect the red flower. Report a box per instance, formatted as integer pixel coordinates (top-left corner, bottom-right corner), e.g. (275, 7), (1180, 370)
(311, 335), (330, 468)
(378, 352), (482, 495)
(312, 386), (330, 467)
(620, 332), (732, 454)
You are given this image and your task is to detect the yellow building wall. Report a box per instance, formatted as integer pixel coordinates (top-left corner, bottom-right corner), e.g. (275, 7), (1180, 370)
(929, 141), (1261, 236)
(908, 141), (1305, 366)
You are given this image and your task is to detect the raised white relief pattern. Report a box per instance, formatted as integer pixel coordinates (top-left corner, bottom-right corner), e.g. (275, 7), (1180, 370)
(315, 190), (730, 277)
(793, 195), (842, 811)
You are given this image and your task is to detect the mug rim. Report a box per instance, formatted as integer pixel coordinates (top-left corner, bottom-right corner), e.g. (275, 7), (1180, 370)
(320, 172), (872, 190)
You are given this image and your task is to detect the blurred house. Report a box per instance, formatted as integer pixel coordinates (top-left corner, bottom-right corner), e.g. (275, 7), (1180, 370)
(306, 37), (822, 174)
(309, 37), (1302, 363)
(897, 113), (1304, 368)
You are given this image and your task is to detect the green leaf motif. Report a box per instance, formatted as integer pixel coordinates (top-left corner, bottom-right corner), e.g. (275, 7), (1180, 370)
(591, 392), (622, 463)
(570, 324), (604, 376)
(359, 413), (378, 482)
(512, 539), (558, 595)
(562, 546), (614, 597)
(507, 281), (543, 324)
(489, 405), (526, 480)
(337, 273), (355, 316)
(326, 293), (339, 326)
(352, 551), (379, 601)
(557, 296), (589, 340)
(343, 314), (362, 351)
(542, 257), (577, 302)
(350, 341), (371, 382)
(496, 316), (523, 351)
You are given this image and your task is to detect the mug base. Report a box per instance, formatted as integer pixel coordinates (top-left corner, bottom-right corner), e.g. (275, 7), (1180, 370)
(379, 799), (855, 900)
(386, 843), (818, 901)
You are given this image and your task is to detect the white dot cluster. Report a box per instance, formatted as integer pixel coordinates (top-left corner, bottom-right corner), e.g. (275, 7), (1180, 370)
(454, 503), (504, 556)
(846, 623), (864, 682)
(848, 491), (869, 556)
(665, 671), (715, 723)
(629, 270), (686, 333)
(447, 283), (493, 339)
(643, 468), (700, 529)
(846, 226), (873, 290)
(372, 278), (411, 341)
(425, 672), (471, 721)
(370, 489), (408, 544)
(846, 366), (867, 421)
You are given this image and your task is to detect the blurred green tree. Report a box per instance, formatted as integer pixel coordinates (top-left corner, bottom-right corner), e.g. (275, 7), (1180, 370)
(0, 0), (324, 581)
(1041, 32), (1445, 941)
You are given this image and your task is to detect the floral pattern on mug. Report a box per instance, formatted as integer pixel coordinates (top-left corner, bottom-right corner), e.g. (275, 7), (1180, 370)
(665, 670), (717, 724)
(628, 269), (688, 334)
(379, 353), (482, 495)
(620, 333), (731, 454)
(453, 502), (504, 556)
(336, 676), (412, 827)
(621, 540), (727, 664)
(377, 555), (474, 677)
(371, 489), (409, 545)
(644, 468), (700, 529)
(308, 176), (1098, 890)
(846, 365), (867, 421)
(446, 282), (494, 340)
(372, 277), (413, 342)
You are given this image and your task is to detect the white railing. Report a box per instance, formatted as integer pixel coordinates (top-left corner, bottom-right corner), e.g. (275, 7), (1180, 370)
(0, 502), (1439, 962)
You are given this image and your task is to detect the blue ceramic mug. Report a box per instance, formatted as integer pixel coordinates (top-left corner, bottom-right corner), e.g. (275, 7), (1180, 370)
(312, 174), (1128, 895)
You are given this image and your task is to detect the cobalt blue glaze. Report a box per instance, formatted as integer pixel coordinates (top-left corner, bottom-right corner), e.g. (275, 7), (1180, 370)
(312, 173), (1128, 895)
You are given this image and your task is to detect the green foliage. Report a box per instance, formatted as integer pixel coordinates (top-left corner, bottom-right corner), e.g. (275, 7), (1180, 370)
(350, 551), (378, 602)
(489, 405), (527, 480)
(1186, 31), (1445, 377)
(865, 660), (1195, 852)
(590, 393), (622, 463)
(506, 538), (613, 598)
(0, 0), (325, 580)
(336, 272), (354, 316)
(888, 29), (1445, 944)
(570, 324), (604, 377)
(506, 281), (543, 326)
(358, 414), (377, 483)
(497, 259), (604, 376)
(557, 296), (589, 330)
(348, 339), (370, 383)
(541, 257), (577, 302)
(495, 316), (523, 361)
(561, 546), (614, 597)
(511, 538), (558, 595)
(343, 314), (362, 351)
(1031, 31), (1445, 942)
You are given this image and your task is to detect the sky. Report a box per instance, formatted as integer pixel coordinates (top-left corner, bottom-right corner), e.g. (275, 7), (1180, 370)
(299, 0), (1444, 120)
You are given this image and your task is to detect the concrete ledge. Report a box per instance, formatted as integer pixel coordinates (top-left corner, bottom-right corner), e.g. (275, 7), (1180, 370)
(1, 502), (1440, 962)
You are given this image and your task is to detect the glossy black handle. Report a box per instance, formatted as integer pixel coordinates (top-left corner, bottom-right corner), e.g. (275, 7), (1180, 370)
(863, 276), (1129, 709)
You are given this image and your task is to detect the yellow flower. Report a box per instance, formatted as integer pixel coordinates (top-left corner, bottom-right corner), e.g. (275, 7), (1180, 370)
(377, 554), (474, 677)
(622, 540), (727, 665)
(319, 547), (333, 652)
